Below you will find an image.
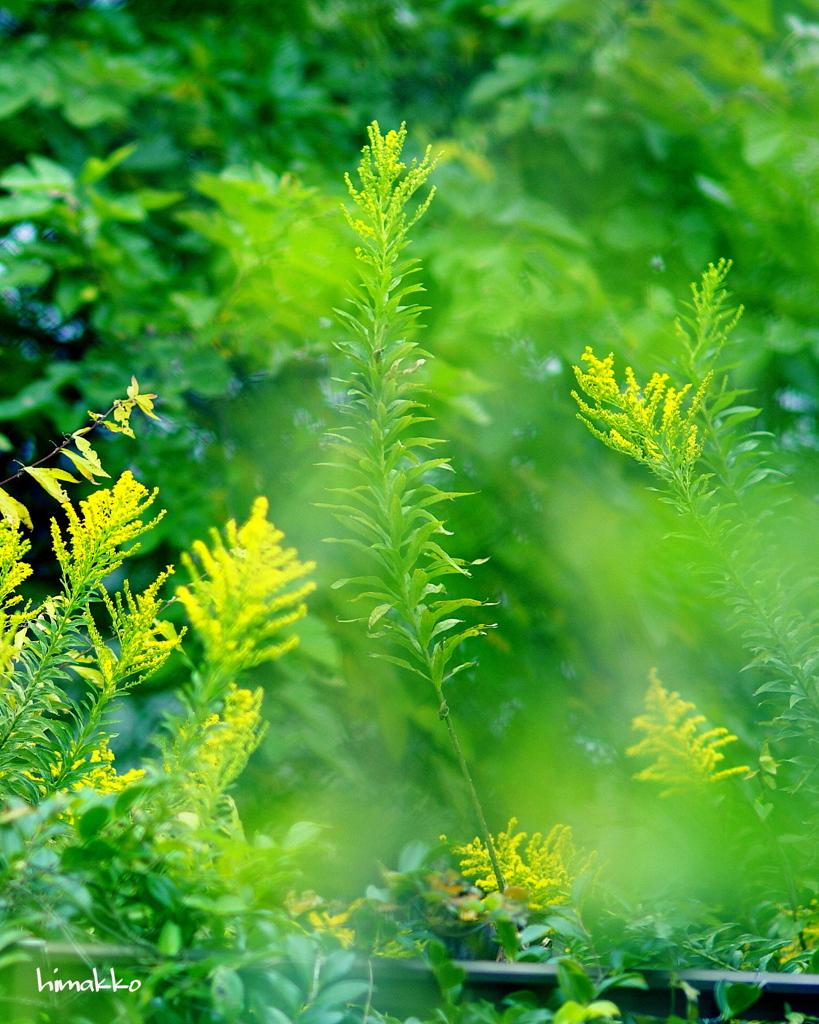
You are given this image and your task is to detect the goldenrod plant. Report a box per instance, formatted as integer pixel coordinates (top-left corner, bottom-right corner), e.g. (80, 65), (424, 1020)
(626, 670), (748, 797)
(0, 384), (173, 803)
(166, 497), (315, 825)
(573, 261), (819, 803)
(323, 122), (505, 890)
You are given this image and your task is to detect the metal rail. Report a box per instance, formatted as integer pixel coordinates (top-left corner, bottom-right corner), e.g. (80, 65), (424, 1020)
(369, 958), (819, 1020)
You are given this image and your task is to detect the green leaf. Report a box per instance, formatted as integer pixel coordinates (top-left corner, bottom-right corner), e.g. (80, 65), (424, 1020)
(0, 194), (54, 221)
(132, 187), (185, 210)
(211, 965), (244, 1019)
(426, 939), (466, 1003)
(368, 603), (393, 629)
(557, 960), (595, 1005)
(553, 1001), (590, 1024)
(78, 804), (111, 841)
(0, 155), (74, 192)
(0, 259), (52, 289)
(715, 981), (761, 1021)
(114, 785), (149, 816)
(495, 918), (520, 960)
(283, 820), (323, 849)
(79, 144), (138, 185)
(63, 93), (127, 128)
(0, 362), (79, 420)
(313, 979), (370, 1006)
(157, 920), (182, 956)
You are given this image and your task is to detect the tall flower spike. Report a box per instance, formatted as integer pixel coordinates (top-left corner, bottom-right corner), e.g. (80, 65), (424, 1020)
(627, 669), (748, 797)
(327, 122), (505, 892)
(176, 497), (315, 678)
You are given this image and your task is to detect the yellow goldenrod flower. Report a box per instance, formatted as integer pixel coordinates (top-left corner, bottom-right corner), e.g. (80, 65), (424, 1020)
(192, 684), (265, 795)
(453, 818), (595, 909)
(572, 348), (710, 485)
(627, 669), (749, 796)
(72, 738), (146, 794)
(51, 471), (163, 595)
(307, 909), (355, 948)
(21, 738), (145, 800)
(344, 121), (437, 244)
(85, 569), (184, 692)
(176, 497), (315, 677)
(0, 521), (31, 610)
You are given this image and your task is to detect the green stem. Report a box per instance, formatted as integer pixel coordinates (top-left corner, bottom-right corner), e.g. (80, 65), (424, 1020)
(438, 696), (506, 892)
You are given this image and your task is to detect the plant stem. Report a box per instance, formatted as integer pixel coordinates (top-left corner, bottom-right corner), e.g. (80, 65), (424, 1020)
(439, 696), (506, 892)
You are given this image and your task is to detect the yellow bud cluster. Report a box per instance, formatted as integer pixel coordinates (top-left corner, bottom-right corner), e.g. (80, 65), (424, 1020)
(86, 570), (183, 692)
(0, 520), (31, 609)
(453, 818), (595, 910)
(22, 738), (144, 800)
(626, 669), (748, 796)
(344, 121), (437, 246)
(572, 347), (710, 486)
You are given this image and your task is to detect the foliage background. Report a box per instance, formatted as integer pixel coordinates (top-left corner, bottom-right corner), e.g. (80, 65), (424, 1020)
(2, 0), (819, 910)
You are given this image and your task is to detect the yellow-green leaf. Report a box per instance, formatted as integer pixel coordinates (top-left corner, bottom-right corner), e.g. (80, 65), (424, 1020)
(63, 437), (109, 482)
(127, 377), (159, 419)
(134, 394), (159, 419)
(25, 467), (78, 503)
(72, 665), (105, 687)
(0, 488), (32, 529)
(102, 419), (135, 438)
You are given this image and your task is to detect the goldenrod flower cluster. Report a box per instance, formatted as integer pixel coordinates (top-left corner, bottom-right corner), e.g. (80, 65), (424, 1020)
(22, 739), (144, 799)
(572, 348), (710, 484)
(85, 570), (183, 692)
(0, 522), (32, 678)
(627, 669), (749, 796)
(176, 497), (315, 677)
(192, 684), (265, 796)
(51, 471), (163, 595)
(0, 521), (31, 609)
(453, 818), (595, 909)
(71, 738), (146, 795)
(344, 121), (436, 248)
(307, 908), (355, 949)
(780, 900), (819, 963)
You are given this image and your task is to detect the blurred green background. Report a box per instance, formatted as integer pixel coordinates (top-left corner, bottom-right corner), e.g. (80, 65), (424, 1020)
(2, 0), (819, 906)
